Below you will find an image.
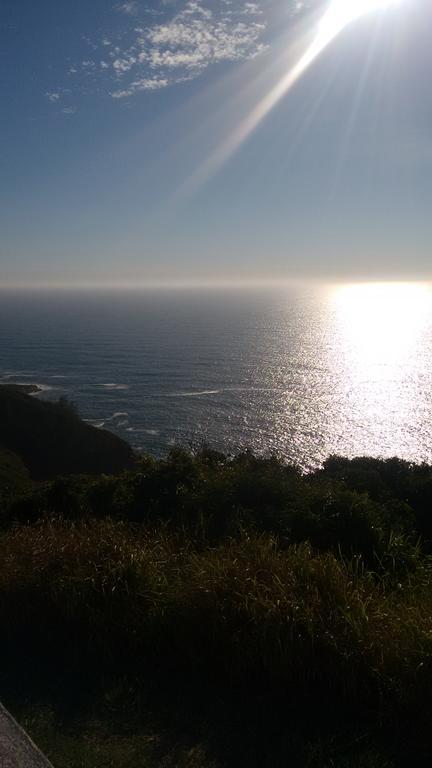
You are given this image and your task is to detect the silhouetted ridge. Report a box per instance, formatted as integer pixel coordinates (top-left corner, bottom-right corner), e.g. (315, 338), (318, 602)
(0, 386), (134, 479)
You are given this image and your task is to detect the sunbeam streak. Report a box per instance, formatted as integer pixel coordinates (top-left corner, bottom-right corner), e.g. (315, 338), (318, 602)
(184, 0), (403, 193)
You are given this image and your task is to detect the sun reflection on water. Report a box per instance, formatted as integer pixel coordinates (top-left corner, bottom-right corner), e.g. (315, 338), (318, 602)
(332, 282), (432, 370)
(327, 282), (432, 460)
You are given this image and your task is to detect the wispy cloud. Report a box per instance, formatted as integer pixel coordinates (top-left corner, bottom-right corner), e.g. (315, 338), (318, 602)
(45, 88), (76, 114)
(113, 56), (137, 73)
(111, 77), (169, 98)
(56, 1), (267, 102)
(241, 3), (263, 16)
(46, 92), (61, 102)
(116, 1), (140, 16)
(109, 0), (267, 98)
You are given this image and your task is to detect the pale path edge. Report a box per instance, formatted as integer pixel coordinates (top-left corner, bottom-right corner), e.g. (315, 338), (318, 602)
(0, 702), (53, 768)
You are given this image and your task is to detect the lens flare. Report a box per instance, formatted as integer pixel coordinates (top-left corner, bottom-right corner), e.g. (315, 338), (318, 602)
(182, 0), (404, 194)
(318, 0), (401, 46)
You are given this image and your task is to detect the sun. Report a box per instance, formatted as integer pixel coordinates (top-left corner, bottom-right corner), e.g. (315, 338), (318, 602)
(297, 0), (404, 87)
(321, 0), (402, 40)
(182, 0), (405, 191)
(292, 0), (403, 89)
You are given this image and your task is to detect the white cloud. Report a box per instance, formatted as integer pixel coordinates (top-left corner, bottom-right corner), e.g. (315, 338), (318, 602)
(182, 1), (213, 18)
(116, 1), (139, 15)
(51, 1), (267, 103)
(111, 77), (169, 98)
(241, 3), (262, 15)
(113, 56), (137, 73)
(46, 92), (61, 102)
(109, 0), (267, 96)
(62, 106), (77, 114)
(144, 1), (265, 69)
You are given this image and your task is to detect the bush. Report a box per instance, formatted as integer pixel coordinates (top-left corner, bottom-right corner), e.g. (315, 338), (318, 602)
(1, 520), (432, 715)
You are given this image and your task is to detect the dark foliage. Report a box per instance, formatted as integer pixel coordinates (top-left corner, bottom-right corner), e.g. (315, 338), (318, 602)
(2, 397), (432, 766)
(6, 448), (431, 572)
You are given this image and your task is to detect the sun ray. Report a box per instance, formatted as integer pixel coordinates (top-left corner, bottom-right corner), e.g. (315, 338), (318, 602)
(326, 9), (387, 203)
(182, 0), (404, 195)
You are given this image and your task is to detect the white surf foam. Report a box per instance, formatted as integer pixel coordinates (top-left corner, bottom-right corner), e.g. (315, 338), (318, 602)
(99, 383), (130, 391)
(165, 390), (220, 397)
(105, 412), (130, 427)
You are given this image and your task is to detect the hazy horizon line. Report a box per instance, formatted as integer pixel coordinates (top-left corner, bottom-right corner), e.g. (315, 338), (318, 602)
(1, 276), (431, 291)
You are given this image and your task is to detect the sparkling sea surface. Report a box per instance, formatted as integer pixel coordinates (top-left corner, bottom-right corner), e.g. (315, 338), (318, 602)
(1, 283), (432, 469)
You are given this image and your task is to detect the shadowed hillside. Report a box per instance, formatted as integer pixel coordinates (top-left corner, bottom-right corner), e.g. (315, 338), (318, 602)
(0, 386), (135, 480)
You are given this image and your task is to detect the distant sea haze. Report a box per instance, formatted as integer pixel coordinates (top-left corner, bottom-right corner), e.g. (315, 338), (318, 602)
(1, 283), (431, 469)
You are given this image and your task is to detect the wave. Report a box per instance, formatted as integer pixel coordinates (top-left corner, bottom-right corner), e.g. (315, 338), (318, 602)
(165, 390), (221, 397)
(85, 411), (130, 429)
(30, 383), (54, 395)
(0, 372), (36, 379)
(105, 412), (130, 427)
(224, 386), (282, 393)
(83, 419), (106, 429)
(99, 383), (130, 391)
(164, 387), (281, 398)
(125, 427), (160, 436)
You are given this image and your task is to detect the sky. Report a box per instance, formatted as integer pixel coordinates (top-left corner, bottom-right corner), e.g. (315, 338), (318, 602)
(1, 0), (431, 287)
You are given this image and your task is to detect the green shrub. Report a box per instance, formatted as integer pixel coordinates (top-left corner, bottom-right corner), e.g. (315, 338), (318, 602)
(1, 521), (432, 713)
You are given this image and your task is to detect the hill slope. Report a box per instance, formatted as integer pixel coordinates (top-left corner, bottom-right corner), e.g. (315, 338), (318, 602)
(0, 386), (135, 479)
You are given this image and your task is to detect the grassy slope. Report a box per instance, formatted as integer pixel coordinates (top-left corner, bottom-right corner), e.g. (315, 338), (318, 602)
(1, 393), (432, 766)
(1, 519), (432, 767)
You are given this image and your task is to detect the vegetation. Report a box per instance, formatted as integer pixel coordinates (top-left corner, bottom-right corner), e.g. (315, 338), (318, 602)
(2, 391), (432, 766)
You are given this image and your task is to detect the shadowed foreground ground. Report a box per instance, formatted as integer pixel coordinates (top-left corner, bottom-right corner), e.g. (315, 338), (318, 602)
(3, 391), (432, 766)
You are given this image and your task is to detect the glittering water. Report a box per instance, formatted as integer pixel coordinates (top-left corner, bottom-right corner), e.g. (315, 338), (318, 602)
(1, 283), (431, 469)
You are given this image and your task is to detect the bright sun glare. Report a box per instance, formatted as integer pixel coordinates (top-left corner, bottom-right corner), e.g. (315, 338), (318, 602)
(333, 282), (431, 369)
(326, 0), (402, 26)
(319, 0), (402, 46)
(328, 282), (432, 456)
(297, 0), (404, 84)
(184, 0), (405, 194)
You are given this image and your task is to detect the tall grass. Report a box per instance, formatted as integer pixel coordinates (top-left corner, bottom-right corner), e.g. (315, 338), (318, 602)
(1, 520), (432, 717)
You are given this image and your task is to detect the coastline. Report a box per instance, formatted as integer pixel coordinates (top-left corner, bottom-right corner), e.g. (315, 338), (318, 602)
(0, 383), (43, 396)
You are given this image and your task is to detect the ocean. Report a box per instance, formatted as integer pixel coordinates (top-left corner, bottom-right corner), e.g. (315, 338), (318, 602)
(1, 282), (432, 469)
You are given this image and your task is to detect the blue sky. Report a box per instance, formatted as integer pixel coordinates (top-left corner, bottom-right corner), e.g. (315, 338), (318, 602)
(1, 0), (431, 286)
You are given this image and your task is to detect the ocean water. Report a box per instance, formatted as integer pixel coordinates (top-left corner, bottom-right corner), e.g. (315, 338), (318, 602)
(1, 283), (432, 469)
